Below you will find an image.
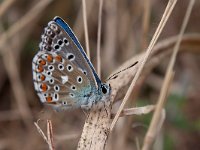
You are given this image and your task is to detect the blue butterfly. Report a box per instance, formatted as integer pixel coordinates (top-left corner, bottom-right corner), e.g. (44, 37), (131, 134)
(32, 16), (111, 111)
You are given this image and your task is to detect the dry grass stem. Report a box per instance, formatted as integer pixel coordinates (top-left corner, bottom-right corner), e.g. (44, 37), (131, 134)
(0, 0), (53, 52)
(34, 120), (55, 150)
(142, 71), (174, 150)
(97, 0), (104, 77)
(0, 0), (15, 18)
(142, 1), (195, 149)
(119, 105), (155, 117)
(2, 48), (32, 125)
(82, 0), (90, 59)
(110, 0), (177, 131)
(167, 0), (195, 71)
(141, 0), (151, 49)
(34, 121), (49, 143)
(55, 133), (79, 142)
(73, 0), (94, 40)
(47, 120), (55, 150)
(103, 0), (117, 70)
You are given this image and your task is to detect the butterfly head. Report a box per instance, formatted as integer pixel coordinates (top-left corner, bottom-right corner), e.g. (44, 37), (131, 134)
(100, 83), (111, 96)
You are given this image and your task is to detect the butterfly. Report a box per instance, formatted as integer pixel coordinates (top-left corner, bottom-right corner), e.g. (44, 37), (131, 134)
(32, 16), (111, 111)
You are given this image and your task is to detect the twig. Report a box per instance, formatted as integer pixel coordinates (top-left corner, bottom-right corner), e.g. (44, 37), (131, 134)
(142, 1), (195, 149)
(111, 105), (155, 118)
(97, 0), (104, 78)
(34, 121), (48, 143)
(34, 120), (55, 150)
(47, 120), (55, 150)
(82, 0), (90, 59)
(110, 0), (177, 131)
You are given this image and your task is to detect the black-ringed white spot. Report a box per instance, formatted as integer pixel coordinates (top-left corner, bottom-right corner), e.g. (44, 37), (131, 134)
(58, 64), (64, 70)
(54, 44), (60, 50)
(54, 93), (59, 100)
(54, 85), (60, 92)
(46, 71), (52, 76)
(48, 65), (54, 71)
(62, 101), (67, 105)
(71, 85), (76, 91)
(77, 76), (83, 84)
(66, 64), (73, 72)
(69, 93), (75, 98)
(63, 38), (69, 46)
(83, 70), (87, 75)
(57, 39), (64, 46)
(67, 53), (75, 61)
(49, 78), (54, 84)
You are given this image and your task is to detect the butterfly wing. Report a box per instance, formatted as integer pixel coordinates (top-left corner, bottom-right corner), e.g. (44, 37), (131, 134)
(54, 17), (102, 87)
(32, 16), (100, 110)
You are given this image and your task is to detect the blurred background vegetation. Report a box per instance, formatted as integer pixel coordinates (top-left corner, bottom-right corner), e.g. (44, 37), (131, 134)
(0, 0), (200, 149)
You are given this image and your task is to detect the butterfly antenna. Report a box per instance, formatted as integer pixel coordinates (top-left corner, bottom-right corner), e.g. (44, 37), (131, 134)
(106, 61), (139, 81)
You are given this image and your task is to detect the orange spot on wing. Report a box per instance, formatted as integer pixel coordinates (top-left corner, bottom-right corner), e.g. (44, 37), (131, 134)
(40, 75), (46, 81)
(46, 96), (52, 102)
(39, 59), (46, 65)
(37, 65), (44, 72)
(47, 55), (53, 62)
(40, 83), (47, 91)
(55, 55), (62, 62)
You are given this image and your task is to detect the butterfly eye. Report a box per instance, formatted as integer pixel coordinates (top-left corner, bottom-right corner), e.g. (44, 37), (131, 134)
(101, 84), (110, 95)
(102, 86), (107, 94)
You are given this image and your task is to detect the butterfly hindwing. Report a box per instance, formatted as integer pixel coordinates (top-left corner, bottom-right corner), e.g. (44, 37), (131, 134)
(32, 51), (93, 109)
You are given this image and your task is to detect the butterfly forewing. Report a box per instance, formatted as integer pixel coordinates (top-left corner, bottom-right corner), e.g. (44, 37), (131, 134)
(40, 18), (98, 88)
